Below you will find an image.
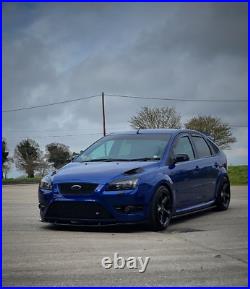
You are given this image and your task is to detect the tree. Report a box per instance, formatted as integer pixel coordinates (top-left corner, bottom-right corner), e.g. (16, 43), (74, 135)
(3, 158), (13, 179)
(2, 139), (9, 178)
(185, 115), (236, 149)
(46, 143), (71, 169)
(2, 139), (9, 164)
(129, 106), (181, 129)
(36, 156), (51, 177)
(14, 139), (42, 178)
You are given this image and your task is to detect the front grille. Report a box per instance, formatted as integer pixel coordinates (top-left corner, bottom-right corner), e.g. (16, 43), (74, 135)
(59, 183), (98, 195)
(46, 201), (113, 219)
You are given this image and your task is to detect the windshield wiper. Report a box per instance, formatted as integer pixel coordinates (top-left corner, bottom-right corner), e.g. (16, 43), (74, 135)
(82, 157), (160, 162)
(82, 158), (130, 162)
(127, 157), (161, 161)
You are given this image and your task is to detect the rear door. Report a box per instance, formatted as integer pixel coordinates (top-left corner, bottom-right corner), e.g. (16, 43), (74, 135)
(168, 133), (198, 209)
(190, 134), (219, 203)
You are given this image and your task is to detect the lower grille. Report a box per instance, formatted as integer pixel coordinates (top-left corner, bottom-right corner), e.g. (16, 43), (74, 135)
(45, 201), (113, 219)
(59, 183), (98, 195)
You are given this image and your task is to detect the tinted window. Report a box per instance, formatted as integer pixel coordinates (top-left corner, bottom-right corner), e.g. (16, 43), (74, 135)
(207, 139), (220, 154)
(192, 136), (212, 158)
(172, 136), (195, 160)
(113, 139), (167, 159)
(75, 134), (171, 162)
(86, 140), (114, 159)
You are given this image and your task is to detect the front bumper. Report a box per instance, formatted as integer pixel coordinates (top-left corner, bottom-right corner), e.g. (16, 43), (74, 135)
(39, 185), (150, 225)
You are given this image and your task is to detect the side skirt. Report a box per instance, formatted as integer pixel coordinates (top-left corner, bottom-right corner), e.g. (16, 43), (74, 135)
(173, 200), (216, 218)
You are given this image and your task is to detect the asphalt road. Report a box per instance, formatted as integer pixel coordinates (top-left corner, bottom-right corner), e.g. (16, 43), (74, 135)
(2, 184), (248, 287)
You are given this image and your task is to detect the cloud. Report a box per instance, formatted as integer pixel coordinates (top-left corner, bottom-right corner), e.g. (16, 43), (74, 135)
(2, 3), (248, 176)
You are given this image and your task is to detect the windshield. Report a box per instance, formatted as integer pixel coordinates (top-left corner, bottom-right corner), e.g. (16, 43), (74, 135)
(74, 133), (171, 162)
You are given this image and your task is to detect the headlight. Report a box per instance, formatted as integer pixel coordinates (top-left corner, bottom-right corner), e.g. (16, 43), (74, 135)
(106, 178), (138, 191)
(39, 175), (52, 190)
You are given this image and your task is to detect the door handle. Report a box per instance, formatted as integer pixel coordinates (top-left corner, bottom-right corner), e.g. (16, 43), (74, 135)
(194, 165), (200, 171)
(214, 162), (219, 168)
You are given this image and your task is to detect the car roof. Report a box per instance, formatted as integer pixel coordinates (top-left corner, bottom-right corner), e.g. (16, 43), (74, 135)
(109, 128), (204, 137)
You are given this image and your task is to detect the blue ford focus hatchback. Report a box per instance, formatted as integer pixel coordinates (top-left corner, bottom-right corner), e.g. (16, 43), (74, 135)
(39, 129), (230, 230)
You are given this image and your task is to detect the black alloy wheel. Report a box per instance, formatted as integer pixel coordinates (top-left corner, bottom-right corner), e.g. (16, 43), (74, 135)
(216, 180), (230, 210)
(149, 186), (173, 231)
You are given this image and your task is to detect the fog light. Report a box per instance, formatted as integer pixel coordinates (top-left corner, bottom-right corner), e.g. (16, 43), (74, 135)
(115, 205), (143, 213)
(39, 204), (46, 211)
(124, 206), (135, 213)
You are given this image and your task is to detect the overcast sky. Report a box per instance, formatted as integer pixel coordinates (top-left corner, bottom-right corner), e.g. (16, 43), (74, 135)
(3, 3), (248, 177)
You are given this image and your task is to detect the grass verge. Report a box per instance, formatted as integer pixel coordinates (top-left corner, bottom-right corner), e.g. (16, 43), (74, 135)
(2, 176), (41, 185)
(2, 165), (248, 186)
(228, 165), (248, 185)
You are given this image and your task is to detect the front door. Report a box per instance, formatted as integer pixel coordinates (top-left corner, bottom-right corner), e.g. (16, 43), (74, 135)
(168, 134), (198, 210)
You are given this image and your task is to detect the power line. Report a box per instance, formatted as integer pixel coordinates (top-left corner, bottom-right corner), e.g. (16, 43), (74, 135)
(106, 93), (248, 103)
(4, 133), (103, 139)
(2, 94), (99, 112)
(3, 125), (247, 140)
(3, 128), (100, 132)
(45, 133), (102, 137)
(230, 125), (248, 128)
(3, 124), (247, 133)
(3, 92), (247, 113)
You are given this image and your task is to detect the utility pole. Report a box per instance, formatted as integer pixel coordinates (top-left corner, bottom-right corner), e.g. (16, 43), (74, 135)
(101, 92), (106, 136)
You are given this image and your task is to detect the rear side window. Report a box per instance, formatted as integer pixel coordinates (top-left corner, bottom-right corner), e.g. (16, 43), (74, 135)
(192, 136), (212, 158)
(172, 136), (195, 160)
(207, 139), (220, 154)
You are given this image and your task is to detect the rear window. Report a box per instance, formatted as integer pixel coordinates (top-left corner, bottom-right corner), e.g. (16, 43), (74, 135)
(192, 136), (212, 158)
(207, 139), (220, 154)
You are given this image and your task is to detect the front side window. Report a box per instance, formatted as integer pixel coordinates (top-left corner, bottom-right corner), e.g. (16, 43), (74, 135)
(74, 134), (171, 162)
(192, 136), (212, 158)
(172, 136), (195, 160)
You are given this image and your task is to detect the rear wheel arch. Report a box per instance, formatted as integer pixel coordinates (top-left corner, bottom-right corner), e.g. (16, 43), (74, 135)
(215, 176), (230, 210)
(215, 174), (230, 198)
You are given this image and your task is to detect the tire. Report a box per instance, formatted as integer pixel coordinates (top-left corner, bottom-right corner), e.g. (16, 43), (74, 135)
(148, 186), (173, 231)
(216, 179), (230, 210)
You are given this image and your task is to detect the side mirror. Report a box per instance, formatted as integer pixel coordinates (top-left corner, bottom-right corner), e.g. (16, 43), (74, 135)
(71, 154), (79, 162)
(174, 154), (189, 164)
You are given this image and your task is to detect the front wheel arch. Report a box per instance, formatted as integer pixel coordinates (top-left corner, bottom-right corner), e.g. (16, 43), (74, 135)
(149, 180), (175, 208)
(147, 184), (174, 231)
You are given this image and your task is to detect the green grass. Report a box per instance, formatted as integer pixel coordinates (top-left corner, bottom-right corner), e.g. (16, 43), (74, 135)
(228, 165), (248, 185)
(2, 166), (248, 186)
(2, 176), (42, 185)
